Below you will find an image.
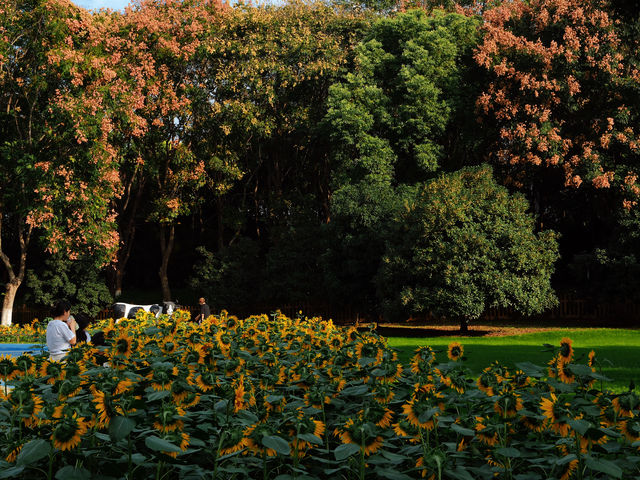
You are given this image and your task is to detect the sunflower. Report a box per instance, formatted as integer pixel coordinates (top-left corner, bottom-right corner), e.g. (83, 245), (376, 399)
(153, 404), (185, 433)
(51, 413), (88, 451)
(91, 386), (115, 428)
(474, 417), (499, 446)
(5, 444), (22, 463)
(58, 377), (83, 401)
(146, 365), (179, 391)
(0, 355), (17, 381)
(493, 392), (523, 417)
(440, 371), (466, 394)
(159, 336), (178, 355)
(39, 360), (66, 385)
(303, 386), (330, 409)
(521, 413), (546, 433)
(162, 432), (190, 458)
(619, 418), (640, 442)
(410, 346), (436, 375)
(214, 330), (233, 353)
(13, 354), (36, 377)
(393, 419), (420, 443)
(415, 457), (436, 480)
(612, 391), (639, 418)
(540, 393), (571, 436)
(556, 360), (575, 384)
(233, 375), (256, 412)
(288, 414), (325, 451)
(559, 337), (574, 364)
(333, 418), (383, 456)
(368, 405), (394, 428)
(182, 344), (206, 365)
(10, 391), (44, 428)
(218, 428), (248, 456)
(112, 330), (134, 357)
(402, 384), (444, 430)
(244, 423), (279, 457)
(477, 370), (495, 396)
(447, 342), (463, 361)
(559, 459), (578, 480)
(328, 336), (344, 351)
(588, 350), (596, 369)
(579, 428), (607, 453)
(511, 370), (531, 388)
(195, 370), (218, 393)
(354, 338), (384, 365)
(372, 383), (395, 404)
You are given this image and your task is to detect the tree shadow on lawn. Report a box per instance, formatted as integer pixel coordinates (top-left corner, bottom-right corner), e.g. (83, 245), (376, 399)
(377, 326), (509, 338)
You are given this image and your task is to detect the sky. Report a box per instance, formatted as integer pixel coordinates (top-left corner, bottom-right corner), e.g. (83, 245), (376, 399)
(73, 0), (130, 11)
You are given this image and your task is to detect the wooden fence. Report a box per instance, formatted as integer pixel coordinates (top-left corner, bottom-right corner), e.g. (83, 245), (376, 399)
(7, 295), (640, 327)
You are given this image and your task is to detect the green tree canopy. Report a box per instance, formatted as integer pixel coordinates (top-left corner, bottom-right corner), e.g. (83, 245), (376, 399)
(377, 166), (559, 331)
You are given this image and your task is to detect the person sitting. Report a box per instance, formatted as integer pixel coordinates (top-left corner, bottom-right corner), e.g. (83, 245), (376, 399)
(74, 313), (92, 344)
(46, 300), (76, 362)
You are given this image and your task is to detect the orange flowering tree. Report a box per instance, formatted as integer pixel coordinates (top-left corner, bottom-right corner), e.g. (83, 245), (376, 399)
(74, 0), (233, 300)
(0, 0), (119, 326)
(475, 0), (640, 208)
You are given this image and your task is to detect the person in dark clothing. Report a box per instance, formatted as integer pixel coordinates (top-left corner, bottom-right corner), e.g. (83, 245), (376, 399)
(194, 297), (211, 324)
(74, 313), (92, 344)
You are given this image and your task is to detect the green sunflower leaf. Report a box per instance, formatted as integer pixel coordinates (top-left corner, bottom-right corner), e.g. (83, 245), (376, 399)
(585, 457), (622, 479)
(376, 468), (413, 480)
(55, 466), (91, 480)
(568, 419), (591, 436)
(16, 439), (51, 466)
(334, 443), (361, 460)
(147, 390), (171, 401)
(451, 424), (475, 436)
(297, 433), (322, 444)
(262, 435), (291, 455)
(145, 436), (183, 453)
(109, 416), (136, 441)
(495, 447), (521, 458)
(0, 466), (25, 479)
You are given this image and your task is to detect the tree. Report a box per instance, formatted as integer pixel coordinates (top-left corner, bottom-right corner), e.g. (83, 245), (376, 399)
(0, 0), (119, 325)
(198, 2), (371, 244)
(475, 0), (640, 209)
(24, 254), (113, 316)
(377, 166), (559, 332)
(79, 0), (230, 301)
(322, 9), (482, 309)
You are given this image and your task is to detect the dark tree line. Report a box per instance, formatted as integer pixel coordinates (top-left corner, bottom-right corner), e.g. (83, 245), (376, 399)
(1, 0), (639, 325)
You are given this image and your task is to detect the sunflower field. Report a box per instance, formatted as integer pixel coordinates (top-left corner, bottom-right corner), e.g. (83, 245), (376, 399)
(0, 311), (639, 479)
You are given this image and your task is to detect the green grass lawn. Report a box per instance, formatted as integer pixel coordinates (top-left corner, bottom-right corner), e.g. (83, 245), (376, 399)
(385, 328), (640, 392)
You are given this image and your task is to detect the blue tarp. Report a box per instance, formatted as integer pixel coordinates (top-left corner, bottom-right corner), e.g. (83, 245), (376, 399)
(0, 343), (47, 357)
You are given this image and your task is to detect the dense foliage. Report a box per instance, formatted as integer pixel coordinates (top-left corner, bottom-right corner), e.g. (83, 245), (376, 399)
(378, 166), (559, 330)
(1, 312), (639, 479)
(1, 0), (639, 323)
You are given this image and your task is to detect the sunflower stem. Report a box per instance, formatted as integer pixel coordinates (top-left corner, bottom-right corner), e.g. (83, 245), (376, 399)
(47, 444), (55, 480)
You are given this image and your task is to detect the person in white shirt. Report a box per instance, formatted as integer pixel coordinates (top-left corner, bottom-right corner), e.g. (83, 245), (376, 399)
(46, 300), (76, 361)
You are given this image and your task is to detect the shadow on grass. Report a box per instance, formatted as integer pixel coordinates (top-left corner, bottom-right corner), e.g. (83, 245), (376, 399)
(378, 326), (490, 338)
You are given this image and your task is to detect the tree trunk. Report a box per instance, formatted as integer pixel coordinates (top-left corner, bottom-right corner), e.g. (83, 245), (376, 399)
(108, 175), (145, 298)
(1, 281), (20, 327)
(0, 215), (30, 326)
(158, 224), (175, 302)
(459, 317), (470, 334)
(216, 196), (224, 251)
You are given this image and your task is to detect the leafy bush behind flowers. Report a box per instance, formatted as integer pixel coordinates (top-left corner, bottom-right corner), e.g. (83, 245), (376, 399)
(0, 311), (639, 479)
